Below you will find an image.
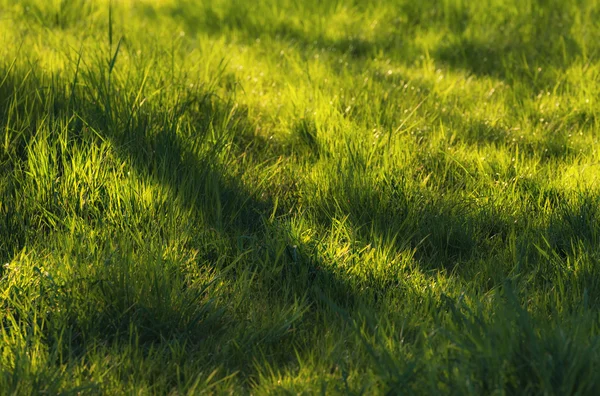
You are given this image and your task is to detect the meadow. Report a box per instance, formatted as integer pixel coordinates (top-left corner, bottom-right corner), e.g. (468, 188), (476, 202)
(1, 0), (600, 393)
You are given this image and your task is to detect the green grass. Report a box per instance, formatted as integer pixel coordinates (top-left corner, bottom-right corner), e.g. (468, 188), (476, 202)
(2, 0), (600, 393)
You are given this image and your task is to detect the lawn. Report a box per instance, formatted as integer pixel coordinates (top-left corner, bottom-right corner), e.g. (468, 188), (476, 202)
(1, 0), (600, 393)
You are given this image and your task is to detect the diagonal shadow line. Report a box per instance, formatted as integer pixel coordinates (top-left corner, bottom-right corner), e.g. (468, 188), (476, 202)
(0, 59), (363, 364)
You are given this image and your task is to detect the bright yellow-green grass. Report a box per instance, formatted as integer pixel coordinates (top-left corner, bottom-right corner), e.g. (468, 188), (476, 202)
(2, 0), (600, 393)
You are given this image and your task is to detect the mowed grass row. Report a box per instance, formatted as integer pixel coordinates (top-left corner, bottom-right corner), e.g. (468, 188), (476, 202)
(1, 0), (600, 393)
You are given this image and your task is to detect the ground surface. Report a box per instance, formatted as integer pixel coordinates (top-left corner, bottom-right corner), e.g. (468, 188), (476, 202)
(2, 0), (600, 394)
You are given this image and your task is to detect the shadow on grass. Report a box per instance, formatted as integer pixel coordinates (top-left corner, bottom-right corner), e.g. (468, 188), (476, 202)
(0, 60), (362, 383)
(311, 165), (512, 273)
(140, 0), (420, 66)
(153, 0), (594, 94)
(433, 1), (588, 89)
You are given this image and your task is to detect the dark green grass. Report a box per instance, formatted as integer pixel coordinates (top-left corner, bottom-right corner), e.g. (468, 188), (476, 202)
(2, 0), (600, 393)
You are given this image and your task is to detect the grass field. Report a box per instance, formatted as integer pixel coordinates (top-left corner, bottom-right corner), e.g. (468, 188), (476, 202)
(2, 0), (600, 393)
